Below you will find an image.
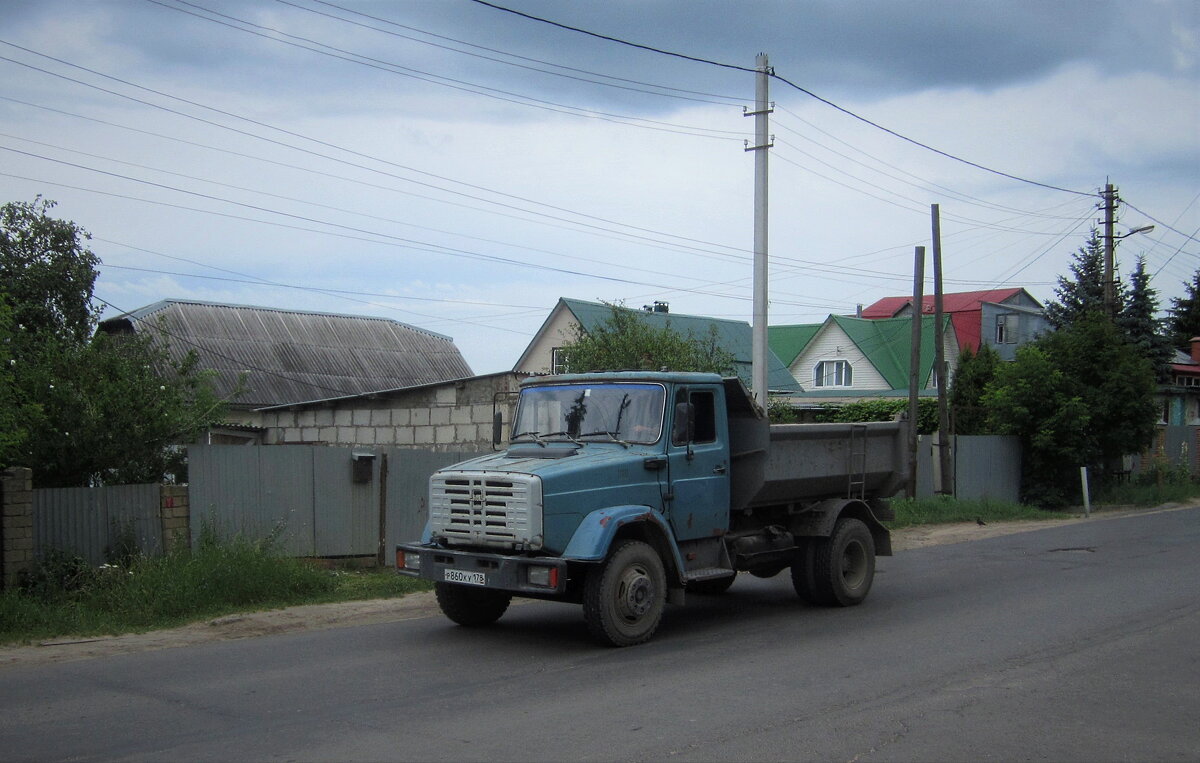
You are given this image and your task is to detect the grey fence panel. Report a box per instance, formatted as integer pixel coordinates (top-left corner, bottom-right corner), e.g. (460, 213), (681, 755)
(189, 445), (317, 556)
(312, 447), (378, 557)
(258, 446), (317, 556)
(33, 484), (161, 565)
(383, 449), (484, 565)
(955, 435), (1021, 503)
(915, 435), (934, 498)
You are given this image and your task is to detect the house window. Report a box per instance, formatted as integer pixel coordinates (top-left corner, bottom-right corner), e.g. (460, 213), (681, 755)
(996, 314), (1019, 344)
(551, 347), (570, 374)
(813, 360), (853, 387)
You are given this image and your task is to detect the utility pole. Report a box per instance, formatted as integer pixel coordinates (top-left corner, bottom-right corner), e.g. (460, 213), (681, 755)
(931, 204), (953, 496)
(746, 53), (773, 409)
(1102, 182), (1118, 317)
(907, 246), (925, 499)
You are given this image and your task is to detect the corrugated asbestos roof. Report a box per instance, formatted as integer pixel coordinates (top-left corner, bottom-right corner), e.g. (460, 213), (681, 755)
(98, 300), (473, 408)
(560, 298), (800, 391)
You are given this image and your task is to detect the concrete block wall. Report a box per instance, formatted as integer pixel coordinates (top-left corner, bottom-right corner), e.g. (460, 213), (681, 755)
(1, 467), (34, 590)
(260, 373), (524, 452)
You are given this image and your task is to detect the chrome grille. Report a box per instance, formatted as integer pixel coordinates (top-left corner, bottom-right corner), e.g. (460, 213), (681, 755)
(428, 471), (543, 550)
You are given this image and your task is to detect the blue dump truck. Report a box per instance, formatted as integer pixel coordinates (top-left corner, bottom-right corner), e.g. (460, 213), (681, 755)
(397, 371), (908, 646)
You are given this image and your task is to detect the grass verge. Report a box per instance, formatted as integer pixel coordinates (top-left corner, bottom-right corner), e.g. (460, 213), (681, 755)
(887, 496), (1061, 529)
(0, 532), (430, 646)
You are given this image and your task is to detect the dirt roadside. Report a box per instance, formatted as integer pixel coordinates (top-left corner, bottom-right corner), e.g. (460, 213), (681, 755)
(2, 503), (1193, 668)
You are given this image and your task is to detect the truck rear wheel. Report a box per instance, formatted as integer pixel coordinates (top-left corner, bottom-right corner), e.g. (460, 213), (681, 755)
(791, 518), (875, 607)
(583, 540), (666, 646)
(435, 582), (512, 627)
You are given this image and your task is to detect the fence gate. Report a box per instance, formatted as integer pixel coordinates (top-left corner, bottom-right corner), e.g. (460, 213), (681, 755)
(189, 445), (484, 561)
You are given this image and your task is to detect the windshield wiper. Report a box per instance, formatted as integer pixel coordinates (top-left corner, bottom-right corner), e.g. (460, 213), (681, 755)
(542, 430), (583, 445)
(579, 430), (631, 448)
(511, 430), (547, 447)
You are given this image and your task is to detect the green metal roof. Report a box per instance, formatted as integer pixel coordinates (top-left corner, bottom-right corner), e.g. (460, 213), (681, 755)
(768, 323), (822, 367)
(561, 298), (800, 391)
(826, 314), (949, 389)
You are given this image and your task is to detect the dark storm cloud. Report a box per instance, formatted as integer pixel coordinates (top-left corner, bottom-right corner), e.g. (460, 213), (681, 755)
(2, 0), (1196, 113)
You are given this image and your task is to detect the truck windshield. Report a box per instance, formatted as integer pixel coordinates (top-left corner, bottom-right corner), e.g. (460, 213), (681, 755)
(512, 383), (666, 445)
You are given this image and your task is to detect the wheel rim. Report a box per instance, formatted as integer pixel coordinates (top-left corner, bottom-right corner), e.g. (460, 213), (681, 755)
(616, 563), (655, 621)
(841, 539), (868, 590)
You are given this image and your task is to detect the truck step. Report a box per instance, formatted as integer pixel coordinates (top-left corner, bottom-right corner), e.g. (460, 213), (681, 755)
(684, 567), (736, 582)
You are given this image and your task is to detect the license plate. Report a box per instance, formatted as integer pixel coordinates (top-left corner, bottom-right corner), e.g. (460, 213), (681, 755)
(444, 568), (486, 586)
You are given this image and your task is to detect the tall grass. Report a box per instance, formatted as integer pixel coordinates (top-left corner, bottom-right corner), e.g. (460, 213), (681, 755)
(0, 525), (428, 645)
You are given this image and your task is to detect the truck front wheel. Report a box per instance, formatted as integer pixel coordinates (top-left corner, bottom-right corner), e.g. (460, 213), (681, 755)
(583, 540), (666, 647)
(435, 582), (512, 627)
(791, 517), (875, 607)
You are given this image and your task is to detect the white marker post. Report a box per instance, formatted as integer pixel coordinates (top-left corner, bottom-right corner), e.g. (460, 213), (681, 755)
(1080, 466), (1091, 518)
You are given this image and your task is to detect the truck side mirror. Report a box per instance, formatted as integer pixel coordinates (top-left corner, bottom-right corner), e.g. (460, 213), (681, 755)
(672, 402), (694, 446)
(493, 410), (504, 447)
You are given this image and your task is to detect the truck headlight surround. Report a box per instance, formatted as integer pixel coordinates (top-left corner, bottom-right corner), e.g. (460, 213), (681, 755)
(527, 565), (557, 588)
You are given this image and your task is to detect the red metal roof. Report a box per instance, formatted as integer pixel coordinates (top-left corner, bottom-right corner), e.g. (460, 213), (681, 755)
(860, 288), (1025, 318)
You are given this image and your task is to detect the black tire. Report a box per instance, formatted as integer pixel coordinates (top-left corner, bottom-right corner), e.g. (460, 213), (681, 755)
(583, 540), (667, 647)
(688, 572), (736, 595)
(435, 582), (512, 627)
(791, 518), (875, 607)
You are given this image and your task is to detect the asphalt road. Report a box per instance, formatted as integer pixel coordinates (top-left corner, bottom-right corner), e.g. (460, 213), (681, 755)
(1, 508), (1197, 762)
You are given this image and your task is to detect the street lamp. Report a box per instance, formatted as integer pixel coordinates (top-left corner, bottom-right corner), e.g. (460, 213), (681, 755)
(1116, 224), (1156, 239)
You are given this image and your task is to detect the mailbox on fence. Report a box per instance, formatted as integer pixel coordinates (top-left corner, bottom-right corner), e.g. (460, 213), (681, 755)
(351, 450), (376, 483)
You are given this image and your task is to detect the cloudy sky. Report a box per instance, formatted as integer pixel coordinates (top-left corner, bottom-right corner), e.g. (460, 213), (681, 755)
(2, 0), (1197, 377)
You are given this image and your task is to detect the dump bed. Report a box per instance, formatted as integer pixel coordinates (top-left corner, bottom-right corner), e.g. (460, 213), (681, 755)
(723, 378), (909, 510)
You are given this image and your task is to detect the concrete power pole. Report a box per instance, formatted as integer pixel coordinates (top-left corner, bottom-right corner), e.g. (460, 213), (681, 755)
(1102, 182), (1118, 317)
(746, 53), (773, 409)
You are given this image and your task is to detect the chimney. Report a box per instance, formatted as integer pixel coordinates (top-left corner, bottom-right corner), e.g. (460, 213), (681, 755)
(856, 303), (863, 318)
(1190, 337), (1200, 363)
(653, 301), (669, 313)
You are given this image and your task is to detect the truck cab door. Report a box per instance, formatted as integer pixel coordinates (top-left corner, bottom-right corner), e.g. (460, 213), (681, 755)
(667, 387), (731, 541)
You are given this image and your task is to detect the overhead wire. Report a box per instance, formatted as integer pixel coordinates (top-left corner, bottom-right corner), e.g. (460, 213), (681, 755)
(276, 0), (747, 105)
(146, 0), (750, 140)
(467, 0), (1096, 197)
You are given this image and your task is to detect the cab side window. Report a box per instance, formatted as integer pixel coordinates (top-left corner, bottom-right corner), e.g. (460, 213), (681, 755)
(691, 391), (716, 443)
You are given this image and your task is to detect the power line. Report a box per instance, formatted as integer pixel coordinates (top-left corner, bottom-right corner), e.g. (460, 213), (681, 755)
(468, 0), (1097, 197)
(278, 0), (747, 105)
(147, 0), (750, 140)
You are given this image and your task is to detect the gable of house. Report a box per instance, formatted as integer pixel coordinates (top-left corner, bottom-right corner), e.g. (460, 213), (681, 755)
(786, 314), (958, 394)
(515, 297), (800, 391)
(861, 288), (1043, 355)
(97, 299), (473, 410)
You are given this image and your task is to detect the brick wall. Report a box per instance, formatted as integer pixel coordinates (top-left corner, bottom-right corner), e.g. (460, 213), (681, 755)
(1, 467), (34, 590)
(159, 484), (190, 552)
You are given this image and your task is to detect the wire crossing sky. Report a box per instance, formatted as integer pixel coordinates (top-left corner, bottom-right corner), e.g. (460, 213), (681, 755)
(0, 0), (1196, 373)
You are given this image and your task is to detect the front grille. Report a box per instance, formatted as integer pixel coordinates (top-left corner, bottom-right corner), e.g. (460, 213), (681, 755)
(429, 471), (543, 550)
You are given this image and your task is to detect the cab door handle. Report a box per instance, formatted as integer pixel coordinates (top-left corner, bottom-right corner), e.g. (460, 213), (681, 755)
(713, 464), (727, 475)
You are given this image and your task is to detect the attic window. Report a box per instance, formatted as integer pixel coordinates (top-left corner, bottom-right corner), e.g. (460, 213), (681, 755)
(996, 314), (1018, 344)
(814, 360), (852, 388)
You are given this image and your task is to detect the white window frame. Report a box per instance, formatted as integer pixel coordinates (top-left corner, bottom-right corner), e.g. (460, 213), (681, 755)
(551, 347), (570, 374)
(813, 359), (853, 388)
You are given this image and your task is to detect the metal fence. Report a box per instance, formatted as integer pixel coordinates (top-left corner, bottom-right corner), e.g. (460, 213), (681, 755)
(916, 434), (1022, 503)
(188, 445), (483, 560)
(33, 483), (162, 566)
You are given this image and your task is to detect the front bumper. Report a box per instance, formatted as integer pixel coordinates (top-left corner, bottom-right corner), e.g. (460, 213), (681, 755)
(396, 543), (568, 596)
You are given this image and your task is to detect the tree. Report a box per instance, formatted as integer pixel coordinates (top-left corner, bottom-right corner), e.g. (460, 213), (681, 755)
(558, 302), (736, 376)
(1118, 256), (1173, 379)
(984, 314), (1157, 506)
(1044, 228), (1119, 329)
(1168, 268), (1200, 350)
(948, 343), (1000, 435)
(1, 198), (229, 485)
(0, 197), (99, 343)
